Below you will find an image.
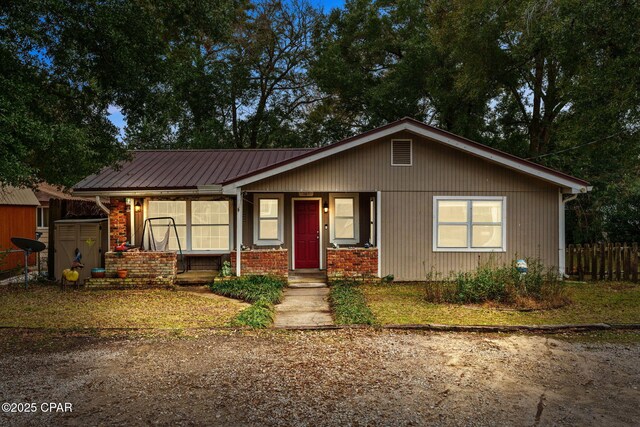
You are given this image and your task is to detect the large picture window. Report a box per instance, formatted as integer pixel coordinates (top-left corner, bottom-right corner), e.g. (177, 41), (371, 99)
(191, 201), (230, 250)
(147, 200), (187, 251)
(434, 197), (505, 252)
(147, 200), (231, 251)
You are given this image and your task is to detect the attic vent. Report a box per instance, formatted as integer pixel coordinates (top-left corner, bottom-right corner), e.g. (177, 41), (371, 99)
(391, 139), (412, 166)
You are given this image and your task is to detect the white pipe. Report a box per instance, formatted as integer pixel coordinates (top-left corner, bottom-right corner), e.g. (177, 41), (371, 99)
(95, 196), (110, 214)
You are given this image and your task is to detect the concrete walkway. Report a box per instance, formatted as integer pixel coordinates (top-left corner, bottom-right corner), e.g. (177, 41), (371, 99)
(273, 274), (334, 328)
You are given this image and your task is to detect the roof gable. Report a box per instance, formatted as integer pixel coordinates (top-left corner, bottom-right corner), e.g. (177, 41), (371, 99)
(221, 118), (590, 194)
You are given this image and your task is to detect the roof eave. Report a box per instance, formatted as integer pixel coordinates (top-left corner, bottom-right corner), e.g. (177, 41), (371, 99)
(72, 184), (223, 198)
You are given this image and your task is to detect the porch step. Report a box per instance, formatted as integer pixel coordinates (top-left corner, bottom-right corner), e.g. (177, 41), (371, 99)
(288, 282), (327, 289)
(175, 270), (218, 286)
(288, 272), (327, 285)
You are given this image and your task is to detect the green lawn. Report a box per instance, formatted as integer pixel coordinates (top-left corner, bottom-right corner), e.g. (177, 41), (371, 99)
(363, 281), (640, 325)
(0, 285), (248, 329)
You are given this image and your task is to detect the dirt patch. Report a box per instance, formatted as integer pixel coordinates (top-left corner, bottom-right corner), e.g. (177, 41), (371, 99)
(0, 330), (638, 426)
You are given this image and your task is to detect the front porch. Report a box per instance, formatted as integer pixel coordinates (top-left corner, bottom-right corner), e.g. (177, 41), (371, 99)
(103, 191), (381, 284)
(235, 191), (380, 279)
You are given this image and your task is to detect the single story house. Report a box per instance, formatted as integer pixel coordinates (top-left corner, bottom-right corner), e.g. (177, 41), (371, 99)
(73, 118), (590, 283)
(0, 186), (40, 274)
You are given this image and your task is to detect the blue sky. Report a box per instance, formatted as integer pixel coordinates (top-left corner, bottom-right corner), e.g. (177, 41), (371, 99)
(107, 0), (346, 138)
(318, 0), (345, 10)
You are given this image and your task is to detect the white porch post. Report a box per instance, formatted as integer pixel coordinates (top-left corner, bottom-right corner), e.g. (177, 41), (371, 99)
(376, 190), (382, 278)
(236, 188), (242, 277)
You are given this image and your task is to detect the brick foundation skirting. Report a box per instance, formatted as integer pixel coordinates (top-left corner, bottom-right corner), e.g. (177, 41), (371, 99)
(84, 251), (177, 288)
(326, 248), (378, 281)
(230, 249), (288, 278)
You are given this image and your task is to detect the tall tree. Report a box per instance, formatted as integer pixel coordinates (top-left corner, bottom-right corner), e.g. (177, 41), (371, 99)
(310, 0), (640, 242)
(224, 0), (320, 148)
(0, 1), (126, 188)
(309, 0), (493, 144)
(49, 0), (320, 149)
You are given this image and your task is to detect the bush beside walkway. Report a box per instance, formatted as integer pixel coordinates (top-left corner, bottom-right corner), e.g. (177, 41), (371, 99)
(329, 281), (376, 325)
(209, 275), (286, 328)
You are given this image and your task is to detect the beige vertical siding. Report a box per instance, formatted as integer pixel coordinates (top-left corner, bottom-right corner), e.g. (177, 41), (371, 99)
(380, 190), (558, 281)
(245, 130), (560, 279)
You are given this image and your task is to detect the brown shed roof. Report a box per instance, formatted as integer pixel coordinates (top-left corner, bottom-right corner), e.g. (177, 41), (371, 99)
(73, 148), (313, 192)
(0, 187), (40, 206)
(36, 183), (95, 203)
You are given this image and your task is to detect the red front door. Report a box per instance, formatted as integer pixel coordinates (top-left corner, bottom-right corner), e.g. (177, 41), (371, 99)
(294, 200), (320, 269)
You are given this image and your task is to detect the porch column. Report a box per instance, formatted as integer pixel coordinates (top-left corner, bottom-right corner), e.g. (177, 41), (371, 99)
(376, 190), (382, 278)
(236, 189), (242, 276)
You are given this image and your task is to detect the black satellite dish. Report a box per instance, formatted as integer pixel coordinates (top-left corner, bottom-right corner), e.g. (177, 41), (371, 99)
(11, 237), (46, 288)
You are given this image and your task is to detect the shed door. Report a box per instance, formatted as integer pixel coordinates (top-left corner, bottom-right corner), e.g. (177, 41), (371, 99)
(54, 224), (78, 282)
(54, 223), (103, 283)
(294, 200), (320, 269)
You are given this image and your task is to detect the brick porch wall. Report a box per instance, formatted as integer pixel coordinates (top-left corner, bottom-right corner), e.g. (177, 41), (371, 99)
(230, 249), (288, 278)
(109, 198), (127, 249)
(326, 248), (378, 281)
(85, 251), (177, 288)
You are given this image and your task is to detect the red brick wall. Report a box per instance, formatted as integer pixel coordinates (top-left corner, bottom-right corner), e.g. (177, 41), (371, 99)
(84, 251), (177, 288)
(327, 248), (378, 281)
(230, 249), (288, 278)
(109, 198), (128, 249)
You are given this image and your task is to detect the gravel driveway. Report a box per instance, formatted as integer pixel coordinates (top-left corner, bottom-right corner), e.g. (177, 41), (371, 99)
(0, 329), (638, 426)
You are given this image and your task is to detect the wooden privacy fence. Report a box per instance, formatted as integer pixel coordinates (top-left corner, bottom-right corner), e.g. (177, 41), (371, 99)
(566, 243), (639, 282)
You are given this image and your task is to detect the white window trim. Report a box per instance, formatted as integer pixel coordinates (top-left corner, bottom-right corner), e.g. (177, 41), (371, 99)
(253, 193), (285, 246)
(432, 196), (507, 253)
(36, 206), (49, 229)
(145, 198), (234, 253)
(391, 138), (413, 166)
(329, 193), (360, 245)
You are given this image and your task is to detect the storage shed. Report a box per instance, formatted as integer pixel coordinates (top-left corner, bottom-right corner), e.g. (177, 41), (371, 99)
(0, 187), (40, 274)
(54, 218), (108, 284)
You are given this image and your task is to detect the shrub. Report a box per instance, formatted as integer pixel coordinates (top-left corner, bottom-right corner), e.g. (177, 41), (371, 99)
(424, 268), (456, 303)
(209, 275), (286, 328)
(209, 275), (285, 304)
(424, 259), (570, 309)
(330, 280), (376, 325)
(220, 261), (233, 277)
(232, 300), (274, 328)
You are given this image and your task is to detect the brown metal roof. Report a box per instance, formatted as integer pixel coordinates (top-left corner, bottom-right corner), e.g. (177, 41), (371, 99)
(73, 149), (314, 192)
(0, 187), (40, 206)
